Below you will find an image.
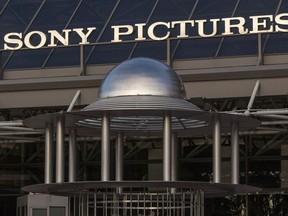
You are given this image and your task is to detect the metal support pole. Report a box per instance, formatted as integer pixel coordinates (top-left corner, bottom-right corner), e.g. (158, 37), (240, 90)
(69, 129), (77, 182)
(171, 132), (178, 181)
(171, 132), (178, 193)
(213, 116), (221, 183)
(244, 80), (261, 115)
(167, 39), (171, 66)
(116, 132), (124, 181)
(101, 112), (110, 181)
(56, 114), (65, 183)
(80, 45), (85, 76)
(67, 90), (81, 112)
(163, 111), (172, 181)
(45, 123), (53, 184)
(116, 132), (124, 193)
(231, 122), (239, 184)
(257, 34), (263, 65)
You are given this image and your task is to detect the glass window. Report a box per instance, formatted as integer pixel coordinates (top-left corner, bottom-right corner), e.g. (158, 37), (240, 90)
(50, 207), (65, 216)
(194, 0), (238, 19)
(32, 208), (47, 216)
(217, 35), (258, 57)
(21, 206), (26, 216)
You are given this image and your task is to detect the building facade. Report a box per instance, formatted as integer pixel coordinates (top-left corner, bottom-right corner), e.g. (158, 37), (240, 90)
(1, 0), (288, 215)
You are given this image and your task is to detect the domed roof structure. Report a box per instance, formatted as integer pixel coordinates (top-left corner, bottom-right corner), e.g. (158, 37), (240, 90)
(83, 57), (200, 114)
(78, 57), (208, 132)
(98, 57), (186, 99)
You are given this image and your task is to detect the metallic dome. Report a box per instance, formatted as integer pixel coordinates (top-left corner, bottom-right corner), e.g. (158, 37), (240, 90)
(79, 57), (206, 132)
(98, 57), (186, 99)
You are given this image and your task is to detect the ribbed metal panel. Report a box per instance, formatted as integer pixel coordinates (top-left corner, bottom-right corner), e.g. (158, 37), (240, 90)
(77, 116), (208, 131)
(83, 95), (201, 111)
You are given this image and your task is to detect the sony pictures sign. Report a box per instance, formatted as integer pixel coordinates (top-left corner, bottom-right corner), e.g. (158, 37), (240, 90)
(3, 13), (288, 50)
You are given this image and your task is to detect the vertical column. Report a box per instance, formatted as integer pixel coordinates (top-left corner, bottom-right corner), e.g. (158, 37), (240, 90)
(171, 132), (178, 181)
(116, 132), (124, 193)
(56, 114), (65, 183)
(45, 123), (53, 184)
(101, 112), (110, 181)
(213, 116), (221, 183)
(116, 132), (124, 181)
(163, 111), (172, 181)
(69, 128), (77, 182)
(231, 122), (239, 184)
(171, 132), (178, 194)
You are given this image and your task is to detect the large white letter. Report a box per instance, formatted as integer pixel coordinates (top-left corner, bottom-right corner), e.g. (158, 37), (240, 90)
(147, 22), (170, 40)
(4, 32), (23, 50)
(24, 31), (46, 49)
(111, 25), (133, 42)
(73, 27), (96, 44)
(171, 20), (194, 38)
(135, 23), (146, 41)
(222, 17), (248, 35)
(48, 29), (72, 47)
(275, 13), (288, 32)
(250, 15), (273, 33)
(195, 19), (220, 37)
